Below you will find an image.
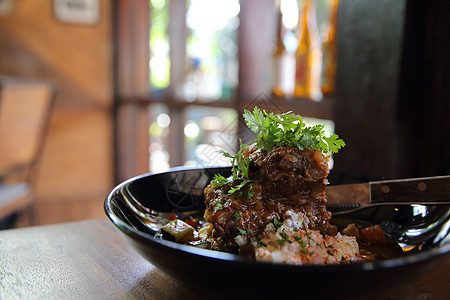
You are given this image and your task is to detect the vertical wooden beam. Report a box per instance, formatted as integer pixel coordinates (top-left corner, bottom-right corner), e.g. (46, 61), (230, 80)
(168, 106), (185, 167)
(238, 0), (277, 101)
(115, 0), (150, 98)
(166, 0), (187, 167)
(167, 0), (187, 99)
(114, 0), (150, 182)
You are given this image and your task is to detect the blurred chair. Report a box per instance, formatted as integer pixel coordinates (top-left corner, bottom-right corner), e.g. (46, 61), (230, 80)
(0, 77), (56, 229)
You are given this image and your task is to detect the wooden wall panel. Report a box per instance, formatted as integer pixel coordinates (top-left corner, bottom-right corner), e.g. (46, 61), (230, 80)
(334, 0), (406, 179)
(37, 110), (113, 199)
(334, 0), (449, 179)
(0, 0), (114, 212)
(0, 0), (113, 110)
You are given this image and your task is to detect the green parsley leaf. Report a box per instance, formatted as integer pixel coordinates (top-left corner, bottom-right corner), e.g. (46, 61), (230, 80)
(217, 150), (234, 159)
(228, 179), (251, 195)
(298, 240), (308, 254)
(215, 200), (223, 210)
(323, 134), (346, 154)
(244, 185), (255, 199)
(243, 106), (265, 133)
(237, 227), (247, 235)
(251, 237), (268, 247)
(273, 219), (283, 229)
(280, 229), (290, 242)
(277, 239), (285, 245)
(298, 240), (306, 249)
(210, 139), (257, 198)
(212, 174), (229, 187)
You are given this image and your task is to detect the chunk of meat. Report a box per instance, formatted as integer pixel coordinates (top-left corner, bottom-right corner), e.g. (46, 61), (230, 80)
(204, 181), (280, 253)
(204, 146), (337, 255)
(245, 146), (335, 235)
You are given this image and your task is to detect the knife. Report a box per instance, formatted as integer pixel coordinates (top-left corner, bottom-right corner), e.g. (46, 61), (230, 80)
(326, 175), (450, 212)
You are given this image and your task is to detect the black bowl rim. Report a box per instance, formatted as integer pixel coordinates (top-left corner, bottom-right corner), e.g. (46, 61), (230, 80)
(104, 166), (450, 273)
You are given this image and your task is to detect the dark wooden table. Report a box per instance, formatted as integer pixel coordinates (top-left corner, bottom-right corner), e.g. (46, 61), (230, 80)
(0, 219), (449, 299)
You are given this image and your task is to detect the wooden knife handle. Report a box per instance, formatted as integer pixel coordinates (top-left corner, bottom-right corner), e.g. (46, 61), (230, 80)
(370, 175), (450, 204)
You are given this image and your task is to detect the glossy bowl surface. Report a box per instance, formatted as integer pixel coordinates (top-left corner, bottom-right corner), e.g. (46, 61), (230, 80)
(104, 167), (450, 296)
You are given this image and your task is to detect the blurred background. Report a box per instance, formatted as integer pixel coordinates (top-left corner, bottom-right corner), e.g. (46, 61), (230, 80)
(0, 0), (448, 228)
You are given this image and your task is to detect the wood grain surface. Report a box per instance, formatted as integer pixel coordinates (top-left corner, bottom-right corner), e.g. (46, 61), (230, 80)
(0, 220), (201, 299)
(0, 219), (448, 299)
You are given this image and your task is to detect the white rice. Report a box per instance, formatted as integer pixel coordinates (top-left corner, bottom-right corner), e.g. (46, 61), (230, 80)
(254, 210), (361, 265)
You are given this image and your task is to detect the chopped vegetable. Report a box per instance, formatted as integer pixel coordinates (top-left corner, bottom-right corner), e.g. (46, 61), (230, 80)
(360, 225), (387, 246)
(273, 219), (283, 229)
(197, 223), (213, 240)
(161, 219), (195, 243)
(184, 216), (199, 228)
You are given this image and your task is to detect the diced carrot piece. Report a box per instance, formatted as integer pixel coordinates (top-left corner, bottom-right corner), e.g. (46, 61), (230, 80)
(360, 225), (387, 246)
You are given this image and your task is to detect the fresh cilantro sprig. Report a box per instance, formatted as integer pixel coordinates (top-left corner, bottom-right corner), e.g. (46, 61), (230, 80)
(243, 107), (345, 154)
(212, 138), (256, 198)
(212, 107), (345, 198)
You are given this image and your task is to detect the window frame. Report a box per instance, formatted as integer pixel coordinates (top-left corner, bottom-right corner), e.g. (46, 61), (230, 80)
(114, 0), (334, 182)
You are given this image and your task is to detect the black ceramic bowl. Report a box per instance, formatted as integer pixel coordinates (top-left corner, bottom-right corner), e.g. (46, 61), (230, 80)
(104, 166), (450, 297)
